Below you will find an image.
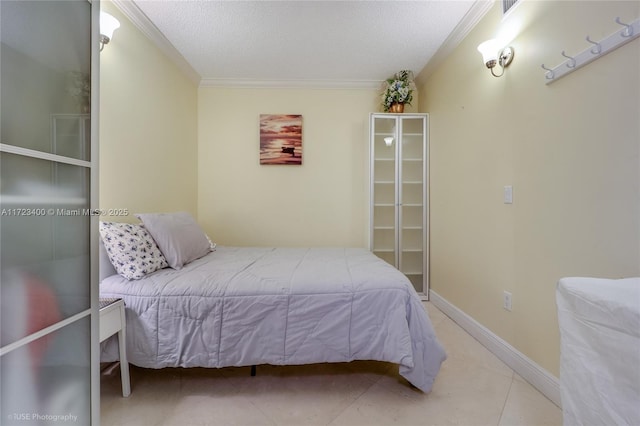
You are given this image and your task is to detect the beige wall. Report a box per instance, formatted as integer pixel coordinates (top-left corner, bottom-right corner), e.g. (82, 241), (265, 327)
(418, 0), (640, 376)
(99, 2), (198, 222)
(197, 87), (394, 247)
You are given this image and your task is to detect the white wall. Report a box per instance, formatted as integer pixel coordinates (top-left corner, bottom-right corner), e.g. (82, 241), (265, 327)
(418, 0), (640, 376)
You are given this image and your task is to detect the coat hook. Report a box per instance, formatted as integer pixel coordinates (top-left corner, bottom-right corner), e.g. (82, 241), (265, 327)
(561, 51), (576, 68)
(585, 36), (602, 54)
(541, 64), (554, 79)
(615, 17), (633, 37)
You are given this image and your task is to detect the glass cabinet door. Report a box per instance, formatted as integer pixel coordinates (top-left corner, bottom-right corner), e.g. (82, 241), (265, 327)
(370, 114), (428, 297)
(399, 117), (426, 293)
(371, 116), (398, 266)
(1, 1), (96, 424)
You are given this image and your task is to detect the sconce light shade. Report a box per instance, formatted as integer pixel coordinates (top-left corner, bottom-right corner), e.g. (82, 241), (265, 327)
(477, 39), (514, 77)
(100, 11), (120, 51)
(384, 137), (394, 146)
(477, 39), (500, 67)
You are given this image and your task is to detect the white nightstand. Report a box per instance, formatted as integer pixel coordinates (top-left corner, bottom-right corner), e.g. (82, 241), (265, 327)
(99, 298), (131, 397)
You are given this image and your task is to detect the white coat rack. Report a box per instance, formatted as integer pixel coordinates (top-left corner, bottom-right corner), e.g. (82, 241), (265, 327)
(541, 17), (640, 84)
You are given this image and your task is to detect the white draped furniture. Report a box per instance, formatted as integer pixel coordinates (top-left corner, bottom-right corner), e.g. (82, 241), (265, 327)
(556, 277), (640, 425)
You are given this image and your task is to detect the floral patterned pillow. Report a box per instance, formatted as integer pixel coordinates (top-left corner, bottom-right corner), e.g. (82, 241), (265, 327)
(99, 222), (168, 280)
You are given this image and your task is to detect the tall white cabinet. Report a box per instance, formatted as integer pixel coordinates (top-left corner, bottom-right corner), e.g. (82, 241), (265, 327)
(0, 1), (100, 424)
(370, 113), (429, 298)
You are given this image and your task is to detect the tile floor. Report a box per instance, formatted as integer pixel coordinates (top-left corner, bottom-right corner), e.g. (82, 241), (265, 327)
(101, 302), (562, 426)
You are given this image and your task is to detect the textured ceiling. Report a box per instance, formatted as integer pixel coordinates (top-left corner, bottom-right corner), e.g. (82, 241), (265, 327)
(131, 0), (479, 85)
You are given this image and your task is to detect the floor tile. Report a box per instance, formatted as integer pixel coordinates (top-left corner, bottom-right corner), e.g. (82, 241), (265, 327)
(101, 367), (182, 426)
(498, 374), (562, 426)
(423, 301), (448, 327)
(225, 363), (381, 425)
(159, 394), (275, 426)
(433, 315), (514, 379)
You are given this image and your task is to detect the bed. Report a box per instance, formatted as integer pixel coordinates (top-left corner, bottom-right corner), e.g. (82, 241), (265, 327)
(99, 213), (446, 393)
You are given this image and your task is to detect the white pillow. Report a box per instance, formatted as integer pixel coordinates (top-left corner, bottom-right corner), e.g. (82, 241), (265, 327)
(99, 222), (168, 280)
(135, 212), (213, 270)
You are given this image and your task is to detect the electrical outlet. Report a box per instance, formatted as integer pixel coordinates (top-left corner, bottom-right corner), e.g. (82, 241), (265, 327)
(503, 291), (512, 311)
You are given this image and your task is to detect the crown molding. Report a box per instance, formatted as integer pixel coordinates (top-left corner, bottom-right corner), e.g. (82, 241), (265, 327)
(416, 0), (495, 85)
(111, 0), (201, 85)
(199, 78), (383, 90)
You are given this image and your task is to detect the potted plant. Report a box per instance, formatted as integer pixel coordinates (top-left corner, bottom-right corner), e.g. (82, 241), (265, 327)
(381, 70), (415, 113)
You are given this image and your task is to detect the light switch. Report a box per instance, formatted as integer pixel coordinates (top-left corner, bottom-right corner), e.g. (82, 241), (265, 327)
(504, 186), (513, 204)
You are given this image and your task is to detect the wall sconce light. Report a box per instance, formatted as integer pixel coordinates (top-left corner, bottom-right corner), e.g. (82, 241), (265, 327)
(384, 137), (394, 146)
(100, 11), (121, 51)
(477, 39), (514, 77)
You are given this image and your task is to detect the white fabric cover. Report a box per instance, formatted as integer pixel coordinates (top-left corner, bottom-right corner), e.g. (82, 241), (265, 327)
(101, 246), (446, 392)
(556, 277), (640, 426)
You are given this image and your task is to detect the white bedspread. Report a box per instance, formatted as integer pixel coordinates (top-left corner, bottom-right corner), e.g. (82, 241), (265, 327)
(100, 247), (446, 392)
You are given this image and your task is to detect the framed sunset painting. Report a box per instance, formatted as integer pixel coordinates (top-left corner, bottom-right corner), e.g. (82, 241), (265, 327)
(259, 114), (302, 165)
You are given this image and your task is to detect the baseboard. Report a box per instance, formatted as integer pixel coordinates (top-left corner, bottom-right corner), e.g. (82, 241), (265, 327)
(429, 290), (561, 408)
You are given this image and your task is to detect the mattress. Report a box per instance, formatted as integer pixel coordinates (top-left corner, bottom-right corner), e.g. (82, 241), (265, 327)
(100, 246), (446, 392)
